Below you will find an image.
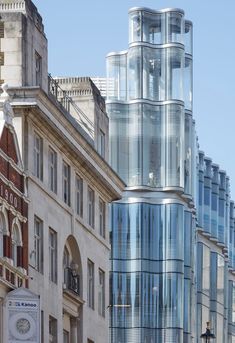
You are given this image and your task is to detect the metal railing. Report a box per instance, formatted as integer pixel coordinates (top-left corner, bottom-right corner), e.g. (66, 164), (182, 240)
(64, 267), (80, 296)
(48, 74), (94, 139)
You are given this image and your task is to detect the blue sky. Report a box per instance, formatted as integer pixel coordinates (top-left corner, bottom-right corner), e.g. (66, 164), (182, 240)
(33, 0), (235, 198)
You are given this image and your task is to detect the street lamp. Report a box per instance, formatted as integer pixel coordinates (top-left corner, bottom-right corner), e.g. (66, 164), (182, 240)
(200, 321), (216, 342)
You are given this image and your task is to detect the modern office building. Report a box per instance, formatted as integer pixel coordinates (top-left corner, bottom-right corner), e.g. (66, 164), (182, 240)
(106, 6), (235, 343)
(0, 1), (125, 343)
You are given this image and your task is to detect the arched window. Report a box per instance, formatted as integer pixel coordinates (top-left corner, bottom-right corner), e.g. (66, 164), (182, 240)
(11, 223), (22, 267)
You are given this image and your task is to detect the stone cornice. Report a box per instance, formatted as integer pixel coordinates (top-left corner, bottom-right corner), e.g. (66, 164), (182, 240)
(9, 87), (125, 201)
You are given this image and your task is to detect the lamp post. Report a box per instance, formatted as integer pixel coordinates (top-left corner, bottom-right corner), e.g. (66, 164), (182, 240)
(200, 321), (216, 342)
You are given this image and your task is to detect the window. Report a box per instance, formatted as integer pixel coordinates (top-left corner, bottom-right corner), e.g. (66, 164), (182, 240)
(49, 147), (57, 193)
(98, 269), (105, 317)
(34, 133), (43, 180)
(99, 198), (105, 238)
(63, 330), (69, 343)
(88, 340), (94, 343)
(41, 311), (44, 343)
(35, 51), (42, 86)
(49, 316), (57, 343)
(98, 129), (105, 158)
(87, 259), (94, 309)
(76, 175), (83, 217)
(88, 187), (94, 228)
(0, 214), (4, 258)
(34, 216), (43, 273)
(0, 22), (4, 38)
(0, 52), (4, 66)
(63, 161), (70, 205)
(12, 225), (21, 267)
(49, 229), (57, 283)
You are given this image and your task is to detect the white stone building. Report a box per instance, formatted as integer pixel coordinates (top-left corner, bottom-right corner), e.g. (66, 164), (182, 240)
(0, 1), (125, 342)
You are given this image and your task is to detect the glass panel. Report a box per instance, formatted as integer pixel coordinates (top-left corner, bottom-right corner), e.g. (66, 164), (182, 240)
(166, 47), (184, 101)
(142, 104), (164, 187)
(184, 113), (192, 195)
(128, 104), (142, 186)
(202, 244), (210, 296)
(184, 21), (192, 54)
(108, 103), (129, 184)
(129, 11), (142, 44)
(184, 57), (192, 110)
(217, 254), (224, 304)
(106, 54), (127, 101)
(142, 12), (164, 44)
(165, 104), (184, 187)
(167, 12), (183, 43)
(143, 47), (165, 101)
(128, 47), (142, 100)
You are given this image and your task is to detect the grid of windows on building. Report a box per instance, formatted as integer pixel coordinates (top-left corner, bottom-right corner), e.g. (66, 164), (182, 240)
(76, 175), (83, 217)
(48, 147), (57, 193)
(98, 269), (105, 317)
(87, 259), (94, 309)
(88, 187), (95, 228)
(33, 132), (43, 180)
(49, 228), (57, 283)
(34, 216), (43, 273)
(62, 161), (71, 205)
(99, 198), (105, 238)
(49, 316), (57, 343)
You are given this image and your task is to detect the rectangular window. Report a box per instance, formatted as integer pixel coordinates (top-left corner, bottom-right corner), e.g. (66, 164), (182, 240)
(76, 175), (83, 217)
(63, 330), (69, 343)
(34, 132), (43, 180)
(49, 316), (57, 343)
(98, 129), (105, 158)
(35, 51), (42, 86)
(0, 22), (4, 38)
(63, 161), (71, 205)
(49, 228), (57, 283)
(88, 187), (94, 228)
(98, 269), (105, 317)
(41, 310), (44, 343)
(87, 259), (94, 309)
(34, 216), (43, 273)
(0, 52), (4, 66)
(49, 147), (57, 193)
(99, 198), (105, 238)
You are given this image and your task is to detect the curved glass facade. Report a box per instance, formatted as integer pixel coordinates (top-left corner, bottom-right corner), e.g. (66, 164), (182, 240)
(107, 7), (195, 343)
(110, 201), (193, 343)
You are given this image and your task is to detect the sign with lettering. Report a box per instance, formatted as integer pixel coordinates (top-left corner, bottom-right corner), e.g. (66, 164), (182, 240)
(4, 288), (40, 343)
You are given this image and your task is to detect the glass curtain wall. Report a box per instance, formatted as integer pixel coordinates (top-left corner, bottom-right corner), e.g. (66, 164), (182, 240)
(107, 7), (194, 343)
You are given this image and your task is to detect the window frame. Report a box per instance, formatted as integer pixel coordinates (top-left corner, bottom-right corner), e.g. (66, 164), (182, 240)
(34, 216), (43, 273)
(48, 147), (57, 194)
(99, 198), (105, 238)
(88, 187), (95, 228)
(34, 132), (43, 181)
(87, 259), (94, 309)
(49, 228), (57, 283)
(98, 268), (105, 317)
(62, 161), (71, 206)
(76, 175), (83, 217)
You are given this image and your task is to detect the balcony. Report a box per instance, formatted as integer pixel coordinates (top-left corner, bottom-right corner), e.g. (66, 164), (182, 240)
(63, 267), (80, 296)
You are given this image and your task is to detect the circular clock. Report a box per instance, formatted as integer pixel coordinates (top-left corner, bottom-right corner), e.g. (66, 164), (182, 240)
(16, 318), (31, 334)
(9, 312), (36, 340)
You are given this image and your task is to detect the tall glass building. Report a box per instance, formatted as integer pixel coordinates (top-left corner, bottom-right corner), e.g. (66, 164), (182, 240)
(106, 6), (235, 343)
(106, 7), (195, 343)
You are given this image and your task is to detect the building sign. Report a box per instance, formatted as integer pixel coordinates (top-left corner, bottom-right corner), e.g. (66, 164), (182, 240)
(4, 288), (40, 343)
